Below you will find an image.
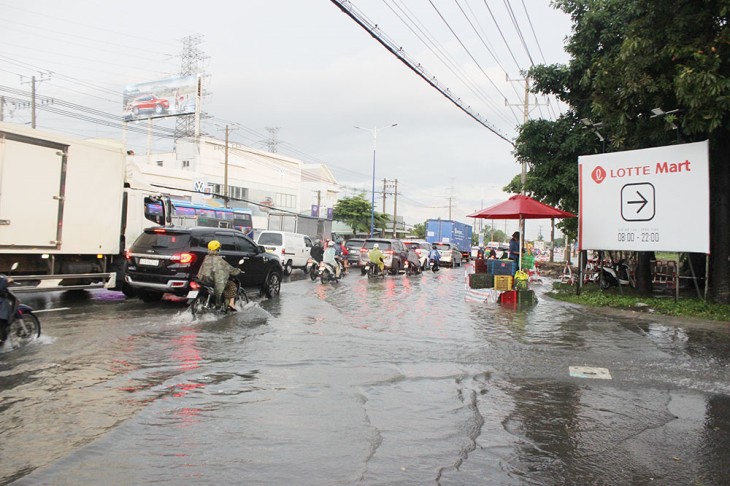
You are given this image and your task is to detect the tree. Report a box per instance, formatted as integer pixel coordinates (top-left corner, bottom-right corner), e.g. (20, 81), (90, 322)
(333, 194), (390, 235)
(515, 0), (730, 302)
(411, 222), (426, 239)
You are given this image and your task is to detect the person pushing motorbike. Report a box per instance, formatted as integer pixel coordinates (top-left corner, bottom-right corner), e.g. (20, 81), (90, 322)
(197, 240), (241, 311)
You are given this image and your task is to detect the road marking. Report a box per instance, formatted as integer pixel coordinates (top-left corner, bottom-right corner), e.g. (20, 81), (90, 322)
(33, 307), (71, 313)
(569, 366), (612, 380)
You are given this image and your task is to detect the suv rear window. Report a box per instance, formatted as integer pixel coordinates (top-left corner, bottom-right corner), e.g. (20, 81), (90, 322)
(363, 241), (392, 251)
(434, 243), (451, 250)
(258, 233), (283, 246)
(345, 240), (364, 250)
(133, 231), (192, 250)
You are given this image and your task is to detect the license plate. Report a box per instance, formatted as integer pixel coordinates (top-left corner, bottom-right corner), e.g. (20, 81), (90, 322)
(186, 290), (198, 299)
(139, 258), (158, 266)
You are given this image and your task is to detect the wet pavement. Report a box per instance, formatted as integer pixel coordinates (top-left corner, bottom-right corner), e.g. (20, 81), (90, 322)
(1, 265), (729, 485)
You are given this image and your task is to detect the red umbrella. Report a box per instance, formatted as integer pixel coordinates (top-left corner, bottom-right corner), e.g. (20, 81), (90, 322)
(467, 195), (575, 269)
(467, 194), (575, 220)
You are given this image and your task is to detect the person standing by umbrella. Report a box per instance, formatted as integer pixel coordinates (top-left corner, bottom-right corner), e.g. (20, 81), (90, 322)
(509, 232), (521, 261)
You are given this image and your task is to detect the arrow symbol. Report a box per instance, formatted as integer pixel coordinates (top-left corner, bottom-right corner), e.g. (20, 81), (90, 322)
(627, 191), (648, 213)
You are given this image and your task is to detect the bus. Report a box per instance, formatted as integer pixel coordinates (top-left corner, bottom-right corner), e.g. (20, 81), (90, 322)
(144, 199), (254, 238)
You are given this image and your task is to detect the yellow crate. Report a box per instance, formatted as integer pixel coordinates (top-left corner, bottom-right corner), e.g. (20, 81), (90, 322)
(494, 275), (513, 291)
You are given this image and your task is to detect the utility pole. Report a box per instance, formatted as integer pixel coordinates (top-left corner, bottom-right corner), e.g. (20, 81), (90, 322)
(392, 179), (398, 237)
(224, 125), (230, 207)
(264, 126), (280, 153)
(316, 190), (321, 217)
(0, 96), (4, 122)
(20, 73), (51, 128)
(382, 178), (387, 212)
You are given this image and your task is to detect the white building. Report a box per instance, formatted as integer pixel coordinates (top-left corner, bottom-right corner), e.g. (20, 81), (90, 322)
(128, 136), (339, 231)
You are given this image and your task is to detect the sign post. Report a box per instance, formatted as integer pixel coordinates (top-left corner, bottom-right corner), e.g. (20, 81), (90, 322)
(579, 141), (709, 254)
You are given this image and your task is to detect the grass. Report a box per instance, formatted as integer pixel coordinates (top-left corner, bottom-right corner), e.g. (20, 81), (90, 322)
(547, 282), (730, 322)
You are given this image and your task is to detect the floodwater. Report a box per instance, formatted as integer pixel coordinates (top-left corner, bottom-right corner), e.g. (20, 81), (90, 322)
(1, 265), (729, 485)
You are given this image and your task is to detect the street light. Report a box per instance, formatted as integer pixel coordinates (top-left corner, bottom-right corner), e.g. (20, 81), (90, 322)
(354, 123), (398, 237)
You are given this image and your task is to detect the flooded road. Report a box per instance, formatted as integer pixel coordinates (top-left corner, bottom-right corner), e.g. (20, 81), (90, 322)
(2, 265), (729, 485)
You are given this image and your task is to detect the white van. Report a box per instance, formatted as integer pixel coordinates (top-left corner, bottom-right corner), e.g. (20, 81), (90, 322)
(256, 231), (314, 275)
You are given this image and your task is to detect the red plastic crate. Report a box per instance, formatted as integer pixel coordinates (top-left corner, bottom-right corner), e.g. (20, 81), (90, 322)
(499, 290), (518, 304)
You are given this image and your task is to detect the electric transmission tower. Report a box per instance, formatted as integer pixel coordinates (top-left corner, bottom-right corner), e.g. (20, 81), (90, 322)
(265, 126), (280, 153)
(175, 34), (207, 139)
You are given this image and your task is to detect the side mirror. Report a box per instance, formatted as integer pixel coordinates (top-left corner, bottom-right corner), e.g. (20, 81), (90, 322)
(258, 245), (267, 253)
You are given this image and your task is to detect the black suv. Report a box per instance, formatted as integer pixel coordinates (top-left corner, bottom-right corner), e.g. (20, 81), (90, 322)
(125, 227), (283, 302)
(358, 238), (408, 275)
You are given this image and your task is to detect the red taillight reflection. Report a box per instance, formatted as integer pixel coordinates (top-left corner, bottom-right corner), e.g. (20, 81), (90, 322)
(170, 252), (195, 264)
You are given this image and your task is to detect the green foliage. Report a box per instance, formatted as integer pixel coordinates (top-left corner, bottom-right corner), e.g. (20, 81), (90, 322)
(411, 222), (426, 239)
(333, 194), (390, 235)
(548, 284), (730, 322)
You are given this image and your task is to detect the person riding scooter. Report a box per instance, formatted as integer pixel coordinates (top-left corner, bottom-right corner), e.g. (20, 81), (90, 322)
(197, 240), (241, 311)
(323, 240), (341, 278)
(428, 245), (441, 272)
(406, 247), (422, 274)
(368, 243), (385, 275)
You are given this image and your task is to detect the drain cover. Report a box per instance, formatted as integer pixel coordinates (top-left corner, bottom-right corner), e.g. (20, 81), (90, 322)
(569, 366), (612, 380)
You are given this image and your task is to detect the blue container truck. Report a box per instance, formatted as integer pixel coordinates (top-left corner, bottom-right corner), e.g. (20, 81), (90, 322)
(425, 219), (473, 261)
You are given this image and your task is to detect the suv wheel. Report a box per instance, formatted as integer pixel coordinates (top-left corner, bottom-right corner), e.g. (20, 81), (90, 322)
(139, 291), (163, 303)
(263, 271), (281, 298)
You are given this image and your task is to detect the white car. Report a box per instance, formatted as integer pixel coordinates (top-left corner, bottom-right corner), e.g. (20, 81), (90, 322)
(256, 231), (314, 276)
(434, 243), (462, 267)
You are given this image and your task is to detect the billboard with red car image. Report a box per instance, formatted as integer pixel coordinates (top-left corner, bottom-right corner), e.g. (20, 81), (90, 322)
(123, 74), (198, 121)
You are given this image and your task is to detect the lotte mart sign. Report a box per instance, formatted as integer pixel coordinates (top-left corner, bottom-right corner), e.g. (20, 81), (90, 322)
(579, 141), (709, 253)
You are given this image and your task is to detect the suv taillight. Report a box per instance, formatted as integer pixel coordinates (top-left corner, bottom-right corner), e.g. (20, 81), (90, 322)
(360, 248), (368, 253)
(189, 280), (200, 290)
(384, 249), (394, 255)
(125, 249), (131, 260)
(170, 252), (195, 264)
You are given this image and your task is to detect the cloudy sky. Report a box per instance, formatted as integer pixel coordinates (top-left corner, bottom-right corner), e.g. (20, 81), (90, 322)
(0, 0), (573, 240)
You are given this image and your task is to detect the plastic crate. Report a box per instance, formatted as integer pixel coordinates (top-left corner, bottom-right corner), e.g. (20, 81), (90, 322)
(521, 255), (535, 270)
(469, 273), (494, 289)
(474, 259), (487, 274)
(487, 259), (516, 275)
(494, 275), (513, 291)
(499, 290), (518, 304)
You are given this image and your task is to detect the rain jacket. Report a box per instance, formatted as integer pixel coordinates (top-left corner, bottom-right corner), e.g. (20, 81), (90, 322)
(197, 252), (241, 301)
(407, 249), (420, 268)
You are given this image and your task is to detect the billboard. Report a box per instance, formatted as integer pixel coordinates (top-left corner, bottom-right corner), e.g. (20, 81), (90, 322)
(578, 141), (709, 253)
(123, 74), (198, 121)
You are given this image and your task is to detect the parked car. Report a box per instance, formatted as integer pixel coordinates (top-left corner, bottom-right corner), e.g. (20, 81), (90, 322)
(433, 242), (462, 267)
(402, 239), (432, 270)
(256, 230), (313, 276)
(126, 95), (170, 116)
(344, 238), (365, 267)
(125, 227), (282, 302)
(358, 238), (408, 275)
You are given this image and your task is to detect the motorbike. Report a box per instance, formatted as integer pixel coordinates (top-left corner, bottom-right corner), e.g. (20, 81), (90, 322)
(307, 258), (320, 281)
(599, 260), (635, 289)
(187, 276), (248, 317)
(429, 257), (441, 272)
(319, 261), (341, 284)
(0, 266), (41, 349)
(405, 260), (422, 276)
(365, 261), (385, 279)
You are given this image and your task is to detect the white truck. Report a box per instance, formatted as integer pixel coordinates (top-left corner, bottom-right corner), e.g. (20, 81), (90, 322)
(0, 121), (171, 293)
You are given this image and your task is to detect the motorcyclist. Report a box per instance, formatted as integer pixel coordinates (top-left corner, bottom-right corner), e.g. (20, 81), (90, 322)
(406, 247), (421, 273)
(196, 240), (242, 311)
(323, 240), (341, 278)
(428, 245), (441, 271)
(310, 239), (324, 264)
(337, 238), (349, 272)
(368, 243), (385, 275)
(0, 274), (16, 345)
